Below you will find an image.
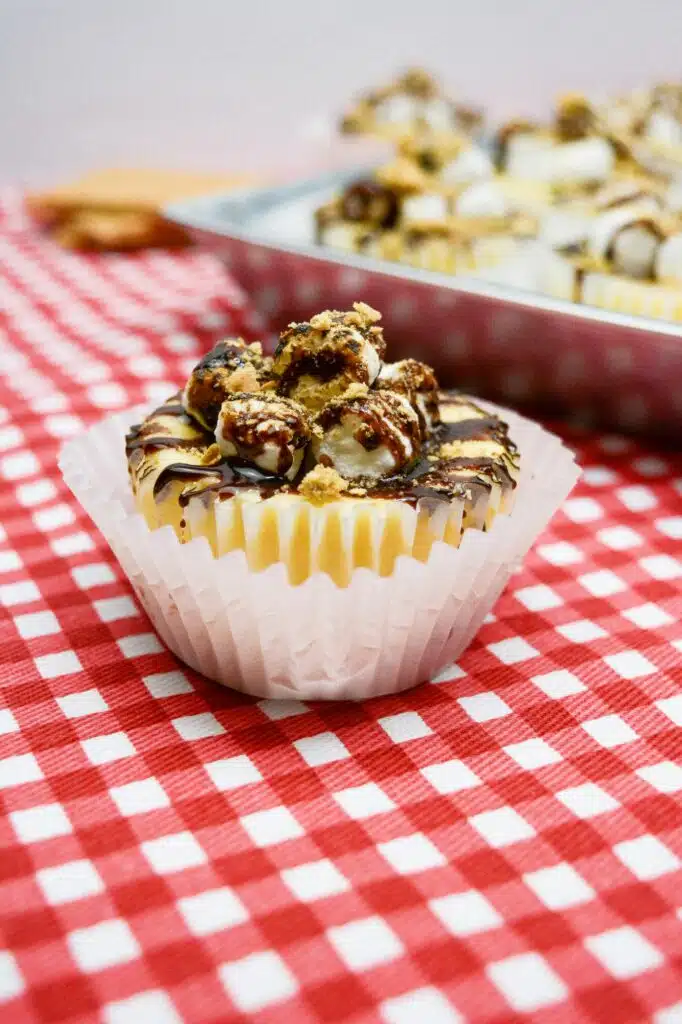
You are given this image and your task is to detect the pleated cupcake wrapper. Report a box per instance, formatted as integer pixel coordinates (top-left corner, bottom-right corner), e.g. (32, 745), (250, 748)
(59, 404), (579, 700)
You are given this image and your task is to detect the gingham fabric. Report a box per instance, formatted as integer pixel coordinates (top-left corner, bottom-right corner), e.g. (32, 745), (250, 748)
(1, 189), (682, 1024)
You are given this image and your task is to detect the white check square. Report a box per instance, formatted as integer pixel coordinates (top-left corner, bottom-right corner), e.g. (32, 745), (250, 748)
(556, 620), (607, 644)
(503, 738), (562, 769)
(469, 807), (535, 847)
(10, 802), (72, 843)
(0, 753), (43, 789)
(458, 693), (511, 722)
(81, 732), (136, 765)
(557, 783), (619, 819)
(258, 699), (308, 719)
(143, 671), (193, 697)
(420, 759), (480, 794)
(178, 887), (248, 935)
(623, 604), (674, 630)
(378, 834), (446, 875)
(487, 952), (568, 1012)
(531, 669), (586, 699)
(380, 987), (462, 1024)
(487, 637), (539, 665)
(294, 732), (350, 766)
(657, 695), (682, 725)
(94, 596), (138, 622)
(71, 563), (115, 589)
(515, 584), (562, 611)
(614, 835), (680, 880)
(57, 688), (108, 719)
(281, 859), (349, 902)
(14, 610), (60, 639)
(219, 951), (297, 1013)
(109, 778), (170, 816)
(585, 926), (663, 979)
(378, 712), (432, 743)
(103, 991), (182, 1024)
(597, 526), (642, 550)
(37, 859), (104, 905)
(636, 761), (682, 793)
(333, 783), (396, 819)
(327, 916), (403, 971)
(605, 651), (656, 679)
(172, 713), (225, 741)
(0, 580), (40, 607)
(430, 891), (502, 936)
(537, 541), (583, 566)
(35, 650), (82, 679)
(206, 755), (263, 791)
(240, 807), (303, 847)
(67, 919), (140, 973)
(142, 831), (207, 874)
(640, 555), (682, 581)
(0, 951), (24, 1003)
(582, 715), (638, 748)
(579, 570), (625, 597)
(563, 497), (603, 522)
(0, 710), (19, 734)
(523, 863), (594, 909)
(117, 633), (164, 658)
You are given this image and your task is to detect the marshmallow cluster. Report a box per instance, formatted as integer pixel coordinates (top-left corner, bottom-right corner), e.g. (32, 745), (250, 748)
(181, 304), (441, 485)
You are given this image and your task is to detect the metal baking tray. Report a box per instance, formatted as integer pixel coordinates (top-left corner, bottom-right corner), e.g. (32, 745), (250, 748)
(166, 170), (682, 437)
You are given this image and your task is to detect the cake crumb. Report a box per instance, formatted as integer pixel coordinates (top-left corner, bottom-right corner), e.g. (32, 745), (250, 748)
(225, 364), (262, 393)
(299, 465), (349, 503)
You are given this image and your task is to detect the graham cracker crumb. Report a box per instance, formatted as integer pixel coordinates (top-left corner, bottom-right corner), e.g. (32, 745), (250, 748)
(299, 465), (349, 504)
(350, 301), (381, 325)
(247, 341), (263, 355)
(348, 486), (367, 496)
(342, 382), (370, 401)
(225, 364), (261, 393)
(201, 444), (223, 465)
(309, 310), (335, 331)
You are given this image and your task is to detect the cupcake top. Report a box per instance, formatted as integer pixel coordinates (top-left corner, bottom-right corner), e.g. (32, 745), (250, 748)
(127, 303), (520, 508)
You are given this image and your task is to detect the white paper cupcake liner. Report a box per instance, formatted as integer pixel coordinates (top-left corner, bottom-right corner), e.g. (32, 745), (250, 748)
(59, 403), (579, 700)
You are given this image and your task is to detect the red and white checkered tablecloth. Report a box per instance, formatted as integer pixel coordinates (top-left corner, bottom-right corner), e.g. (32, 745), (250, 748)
(1, 188), (682, 1024)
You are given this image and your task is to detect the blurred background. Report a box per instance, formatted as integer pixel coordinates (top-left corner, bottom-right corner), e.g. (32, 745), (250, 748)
(2, 0), (682, 184)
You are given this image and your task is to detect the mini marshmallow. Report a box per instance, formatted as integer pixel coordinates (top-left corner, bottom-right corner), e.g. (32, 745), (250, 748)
(507, 136), (615, 185)
(402, 193), (450, 225)
(183, 340), (272, 430)
(456, 180), (512, 218)
(313, 390), (421, 481)
(655, 232), (682, 283)
(441, 145), (494, 184)
(589, 204), (663, 279)
(215, 393), (311, 480)
(377, 359), (440, 437)
(273, 303), (386, 413)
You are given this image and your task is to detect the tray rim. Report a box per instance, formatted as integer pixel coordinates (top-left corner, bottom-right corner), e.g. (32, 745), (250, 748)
(165, 169), (682, 343)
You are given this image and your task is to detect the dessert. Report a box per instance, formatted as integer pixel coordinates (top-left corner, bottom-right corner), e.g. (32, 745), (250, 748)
(341, 68), (482, 141)
(127, 303), (521, 586)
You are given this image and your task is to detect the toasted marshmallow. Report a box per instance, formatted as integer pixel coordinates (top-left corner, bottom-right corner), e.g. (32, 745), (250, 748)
(313, 389), (421, 481)
(340, 179), (399, 228)
(319, 222), (363, 252)
(539, 208), (591, 250)
(375, 94), (419, 126)
(456, 180), (513, 218)
(273, 303), (386, 413)
(441, 145), (494, 184)
(655, 232), (682, 283)
(377, 359), (440, 437)
(508, 136), (615, 185)
(215, 393), (311, 480)
(645, 110), (682, 147)
(665, 179), (682, 214)
(183, 339), (271, 430)
(402, 192), (450, 225)
(590, 205), (664, 278)
(421, 97), (456, 132)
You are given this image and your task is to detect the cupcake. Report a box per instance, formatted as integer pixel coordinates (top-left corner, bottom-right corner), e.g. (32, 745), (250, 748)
(61, 303), (578, 699)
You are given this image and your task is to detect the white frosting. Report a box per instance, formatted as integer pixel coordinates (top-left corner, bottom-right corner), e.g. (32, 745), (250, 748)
(314, 393), (419, 481)
(507, 137), (614, 184)
(402, 193), (450, 224)
(611, 225), (659, 279)
(655, 232), (682, 283)
(456, 180), (512, 218)
(441, 146), (494, 184)
(646, 110), (682, 147)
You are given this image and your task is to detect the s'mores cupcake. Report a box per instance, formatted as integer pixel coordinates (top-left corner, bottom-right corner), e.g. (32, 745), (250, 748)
(62, 304), (578, 699)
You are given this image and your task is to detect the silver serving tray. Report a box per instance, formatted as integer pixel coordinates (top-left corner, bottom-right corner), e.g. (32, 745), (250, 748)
(166, 170), (682, 436)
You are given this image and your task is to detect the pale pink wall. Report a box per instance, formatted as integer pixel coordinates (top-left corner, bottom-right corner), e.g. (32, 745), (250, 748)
(1, 0), (679, 183)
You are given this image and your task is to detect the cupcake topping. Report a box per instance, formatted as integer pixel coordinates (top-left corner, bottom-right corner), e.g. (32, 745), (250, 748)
(130, 303), (520, 508)
(182, 339), (272, 429)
